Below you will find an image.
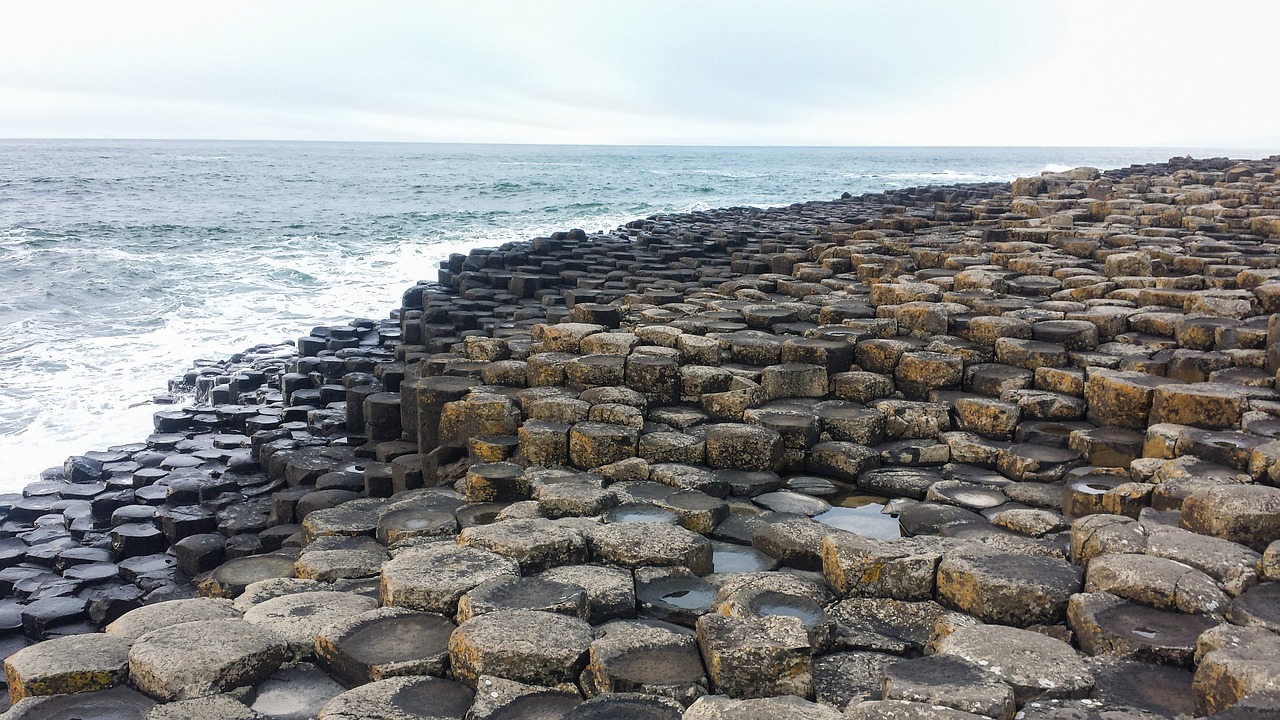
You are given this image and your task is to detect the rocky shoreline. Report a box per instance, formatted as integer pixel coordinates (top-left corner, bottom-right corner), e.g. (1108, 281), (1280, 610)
(2, 155), (1280, 719)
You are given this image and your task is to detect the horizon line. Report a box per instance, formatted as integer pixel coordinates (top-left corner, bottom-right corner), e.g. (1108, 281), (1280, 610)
(0, 136), (1274, 153)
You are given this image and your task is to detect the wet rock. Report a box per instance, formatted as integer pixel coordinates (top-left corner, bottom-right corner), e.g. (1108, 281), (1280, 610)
(457, 575), (588, 623)
(996, 444), (1082, 483)
(317, 676), (473, 720)
(198, 552), (299, 598)
(315, 606), (453, 687)
(582, 618), (707, 704)
(247, 661), (345, 720)
(376, 507), (457, 545)
(635, 568), (717, 627)
(1068, 591), (1215, 666)
(563, 693), (683, 719)
(3, 686), (156, 720)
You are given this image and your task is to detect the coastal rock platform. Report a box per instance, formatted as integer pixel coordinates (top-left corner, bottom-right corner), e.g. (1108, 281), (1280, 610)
(3, 156), (1280, 718)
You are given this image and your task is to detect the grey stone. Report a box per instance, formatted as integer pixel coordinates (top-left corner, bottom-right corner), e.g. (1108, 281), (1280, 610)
(882, 655), (1016, 720)
(106, 598), (240, 640)
(146, 694), (263, 720)
(1068, 591), (1215, 666)
(447, 609), (593, 686)
(128, 619), (290, 701)
(1084, 553), (1227, 615)
(4, 686), (156, 720)
(314, 607), (454, 687)
(3, 632), (132, 703)
(538, 564), (637, 624)
(457, 518), (587, 573)
(379, 543), (519, 616)
(696, 613), (812, 699)
(317, 676), (474, 720)
(936, 550), (1081, 626)
(932, 623), (1094, 704)
(582, 619), (707, 705)
(248, 662), (345, 720)
(242, 591), (378, 657)
(586, 521), (713, 574)
(684, 694), (842, 719)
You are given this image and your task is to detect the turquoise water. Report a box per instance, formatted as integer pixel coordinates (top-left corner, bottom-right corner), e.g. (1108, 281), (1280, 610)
(0, 141), (1261, 490)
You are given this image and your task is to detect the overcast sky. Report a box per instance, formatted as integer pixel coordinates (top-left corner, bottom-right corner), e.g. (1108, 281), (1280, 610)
(2, 1), (1277, 147)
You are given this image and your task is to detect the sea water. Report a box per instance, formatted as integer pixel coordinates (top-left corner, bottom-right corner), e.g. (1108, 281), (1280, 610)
(0, 141), (1256, 491)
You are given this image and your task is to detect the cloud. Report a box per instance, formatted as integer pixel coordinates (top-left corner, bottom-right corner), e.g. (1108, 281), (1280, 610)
(0, 0), (1276, 147)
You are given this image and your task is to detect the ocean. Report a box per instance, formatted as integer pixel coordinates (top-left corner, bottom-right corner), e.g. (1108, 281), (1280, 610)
(0, 141), (1261, 492)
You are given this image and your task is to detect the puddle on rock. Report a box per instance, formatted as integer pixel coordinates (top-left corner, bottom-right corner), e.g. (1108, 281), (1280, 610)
(711, 543), (776, 573)
(813, 495), (901, 540)
(660, 586), (716, 610)
(605, 503), (680, 524)
(748, 591), (824, 626)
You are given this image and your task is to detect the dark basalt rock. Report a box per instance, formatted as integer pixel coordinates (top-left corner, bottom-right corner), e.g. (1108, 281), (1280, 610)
(9, 156), (1280, 714)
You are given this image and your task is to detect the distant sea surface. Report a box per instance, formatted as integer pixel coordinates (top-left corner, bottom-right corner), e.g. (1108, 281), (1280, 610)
(0, 141), (1262, 491)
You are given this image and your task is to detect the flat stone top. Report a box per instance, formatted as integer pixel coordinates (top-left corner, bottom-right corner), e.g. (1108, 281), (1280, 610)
(107, 598), (240, 640)
(451, 609), (593, 650)
(3, 631), (132, 688)
(241, 591), (379, 652)
(145, 694), (264, 720)
(933, 623), (1093, 701)
(382, 542), (521, 587)
(129, 619), (290, 701)
(319, 676), (474, 720)
(2, 685), (157, 720)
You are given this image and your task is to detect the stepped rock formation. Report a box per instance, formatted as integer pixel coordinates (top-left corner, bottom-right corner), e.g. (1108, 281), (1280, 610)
(2, 156), (1280, 718)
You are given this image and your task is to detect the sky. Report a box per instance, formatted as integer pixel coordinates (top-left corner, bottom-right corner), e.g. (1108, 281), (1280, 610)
(1, 0), (1278, 147)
